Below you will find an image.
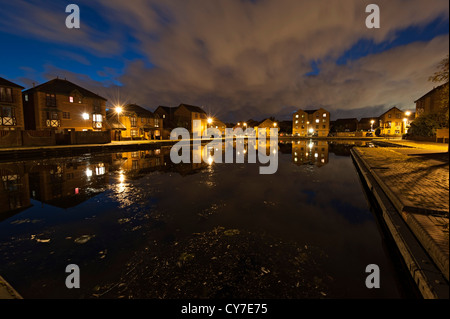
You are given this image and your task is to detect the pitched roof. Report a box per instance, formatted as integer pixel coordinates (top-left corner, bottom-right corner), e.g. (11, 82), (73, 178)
(178, 103), (207, 114)
(378, 106), (403, 118)
(414, 82), (448, 103)
(0, 77), (24, 89)
(155, 105), (176, 114)
(334, 118), (358, 122)
(123, 104), (154, 117)
(23, 78), (107, 101)
(105, 110), (127, 130)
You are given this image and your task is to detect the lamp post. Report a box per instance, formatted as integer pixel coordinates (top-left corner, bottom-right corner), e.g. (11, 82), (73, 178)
(115, 106), (123, 141)
(370, 120), (375, 132)
(404, 111), (411, 135)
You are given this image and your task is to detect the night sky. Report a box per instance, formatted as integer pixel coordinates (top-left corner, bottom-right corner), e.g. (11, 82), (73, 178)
(0, 0), (448, 122)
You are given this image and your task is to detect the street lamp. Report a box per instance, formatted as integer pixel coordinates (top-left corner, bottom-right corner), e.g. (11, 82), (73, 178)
(370, 120), (375, 132)
(207, 117), (213, 125)
(82, 113), (89, 120)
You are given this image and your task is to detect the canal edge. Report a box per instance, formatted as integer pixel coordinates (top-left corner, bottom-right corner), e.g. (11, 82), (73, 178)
(350, 148), (449, 299)
(0, 276), (22, 299)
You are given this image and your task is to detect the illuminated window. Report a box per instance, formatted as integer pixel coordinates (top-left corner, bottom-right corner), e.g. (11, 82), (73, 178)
(69, 96), (74, 103)
(316, 119), (319, 123)
(323, 113), (326, 117)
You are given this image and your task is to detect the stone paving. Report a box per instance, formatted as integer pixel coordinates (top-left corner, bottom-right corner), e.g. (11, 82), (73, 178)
(354, 141), (449, 282)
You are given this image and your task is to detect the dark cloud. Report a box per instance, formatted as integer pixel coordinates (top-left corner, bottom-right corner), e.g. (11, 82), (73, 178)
(1, 0), (448, 121)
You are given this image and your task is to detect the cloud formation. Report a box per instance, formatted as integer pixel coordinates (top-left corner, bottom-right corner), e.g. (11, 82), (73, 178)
(1, 0), (448, 121)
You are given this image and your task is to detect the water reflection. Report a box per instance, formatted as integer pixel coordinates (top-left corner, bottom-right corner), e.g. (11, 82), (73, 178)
(0, 141), (367, 217)
(0, 163), (31, 220)
(0, 140), (406, 299)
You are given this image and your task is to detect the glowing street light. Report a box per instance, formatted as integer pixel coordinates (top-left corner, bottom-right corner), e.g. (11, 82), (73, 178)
(405, 111), (411, 117)
(82, 113), (89, 120)
(370, 120), (375, 131)
(207, 118), (213, 125)
(115, 106), (123, 114)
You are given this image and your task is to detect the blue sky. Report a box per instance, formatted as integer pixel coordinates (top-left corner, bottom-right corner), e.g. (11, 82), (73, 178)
(0, 0), (448, 121)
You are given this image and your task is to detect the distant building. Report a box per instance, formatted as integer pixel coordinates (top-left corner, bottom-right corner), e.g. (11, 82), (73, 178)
(292, 108), (330, 137)
(0, 77), (25, 131)
(22, 78), (107, 132)
(415, 82), (448, 118)
(331, 118), (359, 132)
(173, 104), (208, 136)
(106, 104), (162, 141)
(207, 118), (227, 136)
(358, 118), (380, 132)
(256, 118), (279, 136)
(154, 105), (177, 139)
(378, 106), (410, 136)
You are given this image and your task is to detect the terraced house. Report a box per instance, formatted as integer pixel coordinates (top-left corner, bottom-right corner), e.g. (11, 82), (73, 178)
(292, 108), (330, 137)
(22, 78), (107, 132)
(106, 104), (162, 141)
(378, 107), (409, 137)
(0, 77), (25, 131)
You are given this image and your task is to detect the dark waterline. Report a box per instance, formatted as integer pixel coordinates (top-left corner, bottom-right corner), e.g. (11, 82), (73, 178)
(0, 140), (409, 298)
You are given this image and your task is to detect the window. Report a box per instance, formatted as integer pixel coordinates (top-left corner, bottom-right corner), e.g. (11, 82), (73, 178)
(130, 116), (137, 127)
(323, 125), (326, 129)
(63, 112), (71, 119)
(388, 114), (391, 118)
(93, 99), (101, 113)
(155, 117), (160, 127)
(323, 119), (326, 123)
(396, 114), (401, 119)
(323, 113), (327, 117)
(316, 119), (319, 123)
(141, 117), (145, 123)
(1, 106), (16, 126)
(24, 94), (29, 102)
(46, 94), (56, 107)
(93, 114), (102, 122)
(0, 87), (13, 102)
(295, 115), (299, 118)
(316, 125), (319, 129)
(130, 129), (138, 137)
(295, 120), (298, 124)
(69, 96), (74, 103)
(163, 114), (166, 119)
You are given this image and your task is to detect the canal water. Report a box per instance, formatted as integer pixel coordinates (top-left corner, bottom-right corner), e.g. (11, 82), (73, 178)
(0, 140), (410, 298)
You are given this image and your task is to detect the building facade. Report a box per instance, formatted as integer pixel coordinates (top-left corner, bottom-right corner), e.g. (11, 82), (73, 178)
(378, 107), (410, 136)
(256, 118), (279, 136)
(415, 83), (448, 118)
(22, 78), (107, 132)
(292, 108), (330, 137)
(107, 104), (162, 140)
(0, 77), (25, 131)
(173, 104), (208, 136)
